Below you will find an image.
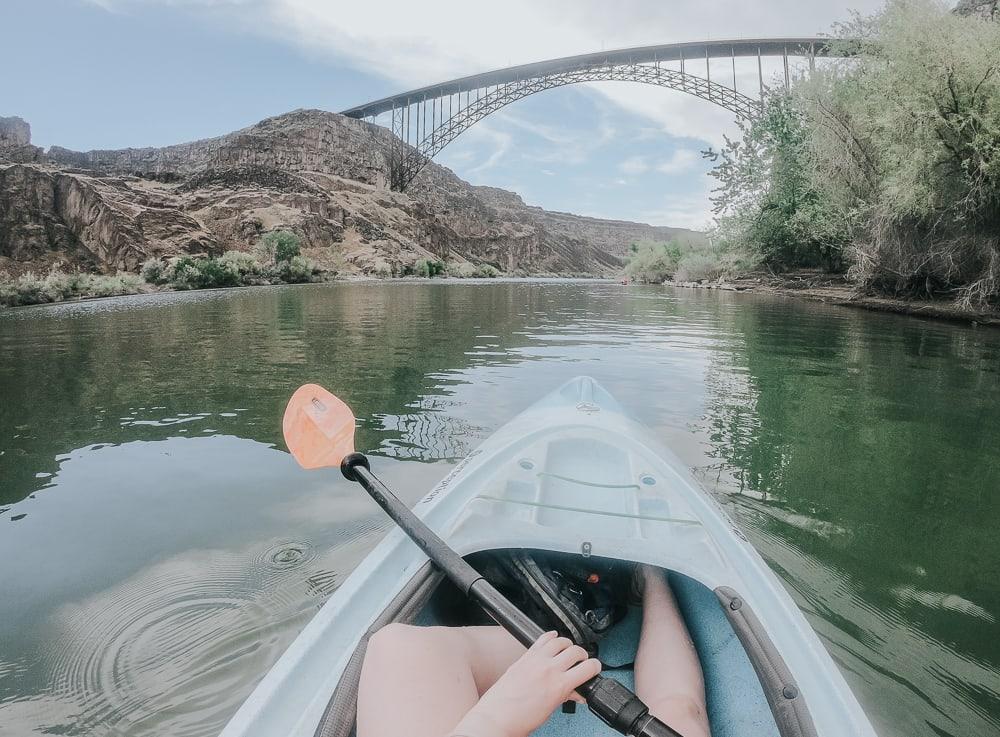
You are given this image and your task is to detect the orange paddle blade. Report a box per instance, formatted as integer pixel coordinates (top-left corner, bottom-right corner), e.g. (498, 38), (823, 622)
(283, 384), (356, 469)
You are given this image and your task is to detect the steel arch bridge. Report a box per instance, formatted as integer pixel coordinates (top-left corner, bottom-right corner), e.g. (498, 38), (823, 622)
(343, 38), (852, 191)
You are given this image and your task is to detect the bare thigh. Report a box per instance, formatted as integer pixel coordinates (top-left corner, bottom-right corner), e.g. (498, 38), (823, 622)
(356, 624), (524, 737)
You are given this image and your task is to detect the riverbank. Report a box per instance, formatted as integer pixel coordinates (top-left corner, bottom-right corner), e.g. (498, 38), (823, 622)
(665, 270), (1000, 327)
(0, 269), (615, 310)
(7, 267), (999, 329)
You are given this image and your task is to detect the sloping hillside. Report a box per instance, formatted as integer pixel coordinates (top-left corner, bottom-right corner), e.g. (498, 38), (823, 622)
(0, 110), (703, 277)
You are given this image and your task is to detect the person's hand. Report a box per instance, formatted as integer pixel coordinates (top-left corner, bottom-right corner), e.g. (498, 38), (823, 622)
(451, 631), (601, 737)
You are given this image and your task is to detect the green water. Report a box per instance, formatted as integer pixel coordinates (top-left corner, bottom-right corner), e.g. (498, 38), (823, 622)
(0, 281), (998, 737)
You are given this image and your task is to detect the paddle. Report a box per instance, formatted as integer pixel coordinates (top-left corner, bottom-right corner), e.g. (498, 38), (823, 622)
(283, 384), (684, 737)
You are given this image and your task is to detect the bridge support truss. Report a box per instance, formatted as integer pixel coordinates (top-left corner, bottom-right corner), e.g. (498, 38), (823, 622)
(343, 39), (842, 191)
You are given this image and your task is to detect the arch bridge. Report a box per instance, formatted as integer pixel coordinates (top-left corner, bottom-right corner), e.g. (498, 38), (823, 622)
(343, 38), (852, 191)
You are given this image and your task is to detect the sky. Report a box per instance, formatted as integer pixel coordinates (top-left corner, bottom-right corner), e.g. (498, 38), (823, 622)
(0, 0), (886, 230)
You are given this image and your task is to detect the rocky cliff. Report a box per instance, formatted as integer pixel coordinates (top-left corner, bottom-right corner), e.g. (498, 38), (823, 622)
(954, 0), (998, 19)
(0, 116), (43, 164)
(0, 110), (703, 277)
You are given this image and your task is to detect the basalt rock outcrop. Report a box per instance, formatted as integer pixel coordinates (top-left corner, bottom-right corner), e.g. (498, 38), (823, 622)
(0, 116), (43, 164)
(954, 0), (998, 20)
(0, 109), (702, 276)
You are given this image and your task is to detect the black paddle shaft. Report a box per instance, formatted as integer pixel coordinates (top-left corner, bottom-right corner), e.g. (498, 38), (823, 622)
(340, 453), (684, 737)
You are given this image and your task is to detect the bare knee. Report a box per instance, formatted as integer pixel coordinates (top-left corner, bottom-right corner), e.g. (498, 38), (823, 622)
(367, 623), (424, 656)
(358, 624), (480, 737)
(368, 622), (420, 651)
(647, 695), (710, 737)
(366, 624), (458, 664)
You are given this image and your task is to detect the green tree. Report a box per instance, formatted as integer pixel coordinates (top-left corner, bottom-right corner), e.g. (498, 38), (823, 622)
(708, 93), (850, 271)
(256, 231), (302, 265)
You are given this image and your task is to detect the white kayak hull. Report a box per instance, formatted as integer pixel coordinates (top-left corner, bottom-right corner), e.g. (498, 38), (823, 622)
(221, 377), (877, 737)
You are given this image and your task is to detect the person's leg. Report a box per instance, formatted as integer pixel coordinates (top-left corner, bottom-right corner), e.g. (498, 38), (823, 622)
(356, 623), (524, 737)
(634, 566), (712, 737)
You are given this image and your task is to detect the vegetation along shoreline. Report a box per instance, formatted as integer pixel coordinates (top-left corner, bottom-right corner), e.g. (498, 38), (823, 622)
(622, 1), (1000, 329)
(5, 257), (999, 329)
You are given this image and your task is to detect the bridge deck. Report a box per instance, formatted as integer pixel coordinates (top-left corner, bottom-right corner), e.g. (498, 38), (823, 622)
(342, 37), (840, 118)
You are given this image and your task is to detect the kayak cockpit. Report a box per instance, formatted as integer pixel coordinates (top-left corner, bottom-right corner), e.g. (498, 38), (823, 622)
(314, 550), (814, 737)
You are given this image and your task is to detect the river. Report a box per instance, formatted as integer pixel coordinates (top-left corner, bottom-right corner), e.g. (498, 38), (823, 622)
(0, 280), (997, 737)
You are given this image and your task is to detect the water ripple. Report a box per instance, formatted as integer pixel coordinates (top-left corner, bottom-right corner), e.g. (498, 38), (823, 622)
(36, 547), (317, 737)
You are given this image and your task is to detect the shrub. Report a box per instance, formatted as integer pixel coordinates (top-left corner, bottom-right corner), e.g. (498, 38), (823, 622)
(257, 230), (301, 265)
(41, 271), (74, 301)
(414, 259), (445, 278)
(90, 273), (143, 297)
(674, 252), (725, 282)
(275, 237), (301, 263)
(276, 255), (318, 283)
(0, 280), (17, 307)
(474, 264), (500, 278)
(252, 238), (275, 266)
(0, 270), (143, 307)
(167, 256), (241, 289)
(63, 271), (90, 294)
(167, 256), (200, 290)
(140, 258), (165, 284)
(165, 252), (268, 289)
(0, 250), (323, 309)
(13, 272), (47, 305)
(194, 258), (239, 288)
(625, 241), (683, 283)
(446, 262), (477, 278)
(218, 250), (264, 283)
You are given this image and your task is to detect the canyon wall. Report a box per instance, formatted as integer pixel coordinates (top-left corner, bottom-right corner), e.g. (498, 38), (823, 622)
(0, 109), (703, 277)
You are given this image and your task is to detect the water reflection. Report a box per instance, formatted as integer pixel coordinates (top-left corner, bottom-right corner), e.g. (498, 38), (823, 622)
(699, 298), (1000, 737)
(1, 282), (998, 737)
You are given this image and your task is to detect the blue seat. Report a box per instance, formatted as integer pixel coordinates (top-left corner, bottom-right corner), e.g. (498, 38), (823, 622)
(533, 572), (779, 737)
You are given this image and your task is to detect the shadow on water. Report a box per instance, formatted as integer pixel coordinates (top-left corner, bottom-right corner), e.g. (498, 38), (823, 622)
(1, 281), (998, 736)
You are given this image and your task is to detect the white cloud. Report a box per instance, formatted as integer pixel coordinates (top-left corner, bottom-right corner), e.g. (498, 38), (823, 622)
(656, 149), (700, 174)
(495, 112), (583, 146)
(641, 176), (717, 230)
(462, 122), (514, 173)
(619, 156), (649, 175)
(642, 199), (715, 231)
(477, 106), (619, 167)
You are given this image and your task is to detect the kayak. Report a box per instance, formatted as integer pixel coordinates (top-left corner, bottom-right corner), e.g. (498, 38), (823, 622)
(221, 376), (877, 737)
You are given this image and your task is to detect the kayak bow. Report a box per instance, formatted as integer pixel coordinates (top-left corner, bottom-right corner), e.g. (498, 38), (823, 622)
(221, 376), (877, 737)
